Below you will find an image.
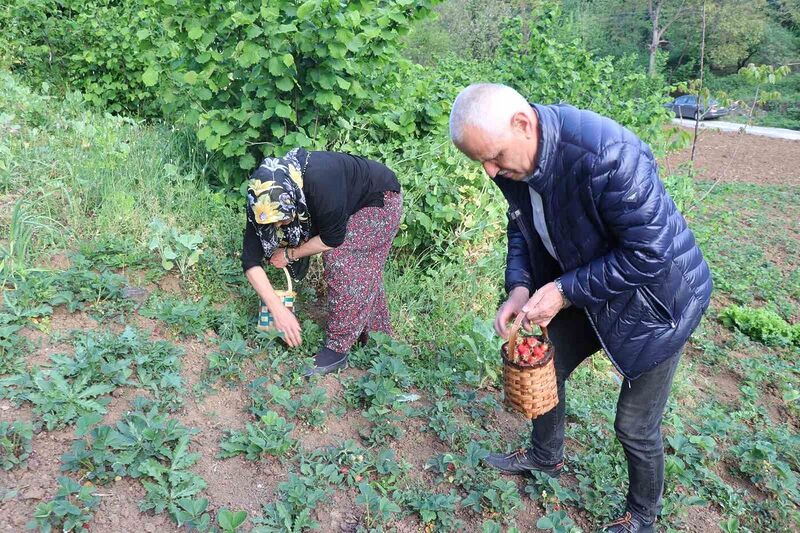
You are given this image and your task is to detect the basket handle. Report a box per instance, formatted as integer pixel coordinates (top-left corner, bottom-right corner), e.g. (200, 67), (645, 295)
(281, 266), (293, 293)
(507, 313), (550, 358)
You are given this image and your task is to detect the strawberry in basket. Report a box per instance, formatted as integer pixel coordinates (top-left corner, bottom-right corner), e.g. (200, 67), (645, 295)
(513, 334), (549, 366)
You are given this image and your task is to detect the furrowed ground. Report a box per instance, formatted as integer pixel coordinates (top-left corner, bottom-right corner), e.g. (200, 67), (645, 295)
(1, 75), (798, 533)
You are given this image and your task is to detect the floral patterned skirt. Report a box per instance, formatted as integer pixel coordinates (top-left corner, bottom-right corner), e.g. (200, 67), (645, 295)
(322, 192), (402, 353)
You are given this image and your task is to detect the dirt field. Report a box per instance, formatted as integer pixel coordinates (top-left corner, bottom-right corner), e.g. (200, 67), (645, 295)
(2, 130), (798, 532)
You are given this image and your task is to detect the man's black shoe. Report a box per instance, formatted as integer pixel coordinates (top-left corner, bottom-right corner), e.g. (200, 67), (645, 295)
(599, 512), (655, 533)
(483, 448), (563, 477)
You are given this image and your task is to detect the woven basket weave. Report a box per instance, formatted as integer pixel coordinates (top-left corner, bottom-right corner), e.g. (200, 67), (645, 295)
(257, 267), (296, 332)
(501, 313), (558, 420)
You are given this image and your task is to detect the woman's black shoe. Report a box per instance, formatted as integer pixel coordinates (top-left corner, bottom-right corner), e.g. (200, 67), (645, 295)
(303, 348), (348, 377)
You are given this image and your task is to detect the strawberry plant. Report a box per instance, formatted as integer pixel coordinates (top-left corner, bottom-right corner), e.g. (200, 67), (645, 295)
(2, 369), (114, 430)
(137, 436), (207, 523)
(0, 420), (33, 470)
(309, 441), (409, 492)
(49, 330), (135, 387)
(535, 510), (580, 533)
(63, 397), (197, 483)
(463, 479), (522, 521)
(218, 411), (296, 460)
(61, 425), (126, 484)
(205, 337), (253, 385)
(360, 405), (405, 446)
(48, 266), (132, 318)
(217, 508), (248, 533)
(356, 482), (401, 528)
(399, 488), (463, 531)
(418, 400), (470, 446)
(425, 442), (490, 491)
(28, 476), (100, 533)
(252, 474), (329, 532)
(253, 383), (328, 428)
(171, 497), (212, 531)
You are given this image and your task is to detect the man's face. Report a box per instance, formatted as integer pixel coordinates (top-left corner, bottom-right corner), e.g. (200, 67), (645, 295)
(455, 111), (538, 181)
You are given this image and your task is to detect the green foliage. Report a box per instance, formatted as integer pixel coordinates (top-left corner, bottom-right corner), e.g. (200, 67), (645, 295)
(203, 337), (253, 386)
(218, 411), (296, 460)
(141, 295), (217, 338)
(171, 498), (212, 531)
(148, 219), (204, 279)
(139, 452), (208, 527)
(492, 5), (671, 142)
(399, 488), (462, 530)
(2, 370), (114, 430)
(0, 420), (33, 470)
(1, 328), (184, 430)
(62, 397), (196, 484)
(0, 199), (57, 286)
(0, 311), (27, 375)
(662, 163), (697, 212)
(536, 510), (580, 532)
(217, 508), (248, 532)
(2, 0), (444, 186)
(252, 473), (329, 532)
(720, 305), (800, 347)
(61, 397), (208, 528)
(28, 476), (100, 533)
(356, 482), (401, 528)
(250, 380), (328, 428)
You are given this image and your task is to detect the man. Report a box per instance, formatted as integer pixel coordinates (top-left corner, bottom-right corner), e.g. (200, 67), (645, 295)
(449, 83), (712, 532)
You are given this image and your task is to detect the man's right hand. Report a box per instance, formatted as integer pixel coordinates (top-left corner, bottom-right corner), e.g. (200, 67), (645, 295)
(272, 304), (302, 347)
(494, 286), (530, 339)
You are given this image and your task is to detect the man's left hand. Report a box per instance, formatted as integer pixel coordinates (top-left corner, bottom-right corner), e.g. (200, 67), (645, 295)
(521, 282), (566, 328)
(270, 248), (290, 269)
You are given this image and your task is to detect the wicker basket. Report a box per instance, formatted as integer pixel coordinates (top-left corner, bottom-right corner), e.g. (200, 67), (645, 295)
(257, 267), (296, 331)
(501, 313), (558, 419)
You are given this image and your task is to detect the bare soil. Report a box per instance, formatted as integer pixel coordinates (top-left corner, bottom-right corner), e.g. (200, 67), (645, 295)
(661, 129), (800, 186)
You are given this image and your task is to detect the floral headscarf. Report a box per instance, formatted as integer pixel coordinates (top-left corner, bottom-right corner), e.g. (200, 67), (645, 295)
(246, 147), (311, 259)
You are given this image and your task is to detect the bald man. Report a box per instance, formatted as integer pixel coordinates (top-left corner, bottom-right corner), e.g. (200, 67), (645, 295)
(450, 84), (712, 533)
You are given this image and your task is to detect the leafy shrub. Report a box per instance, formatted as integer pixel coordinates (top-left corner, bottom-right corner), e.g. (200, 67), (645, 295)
(720, 305), (800, 347)
(148, 220), (204, 279)
(492, 4), (670, 144)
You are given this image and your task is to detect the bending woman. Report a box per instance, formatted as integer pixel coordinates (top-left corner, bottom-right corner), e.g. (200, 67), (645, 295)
(241, 148), (402, 376)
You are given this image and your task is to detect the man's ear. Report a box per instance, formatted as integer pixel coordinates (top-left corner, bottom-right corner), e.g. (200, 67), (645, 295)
(510, 111), (535, 138)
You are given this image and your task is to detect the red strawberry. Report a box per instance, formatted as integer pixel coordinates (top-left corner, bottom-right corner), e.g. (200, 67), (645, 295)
(518, 344), (530, 357)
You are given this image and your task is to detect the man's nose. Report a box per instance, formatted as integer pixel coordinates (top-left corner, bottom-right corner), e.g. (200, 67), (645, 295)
(482, 161), (499, 178)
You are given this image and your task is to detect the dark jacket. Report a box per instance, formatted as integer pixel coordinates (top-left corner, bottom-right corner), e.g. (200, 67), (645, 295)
(495, 104), (712, 379)
(241, 151), (400, 272)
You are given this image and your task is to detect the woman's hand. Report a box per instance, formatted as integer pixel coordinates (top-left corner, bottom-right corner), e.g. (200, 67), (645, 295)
(272, 304), (302, 347)
(270, 248), (290, 269)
